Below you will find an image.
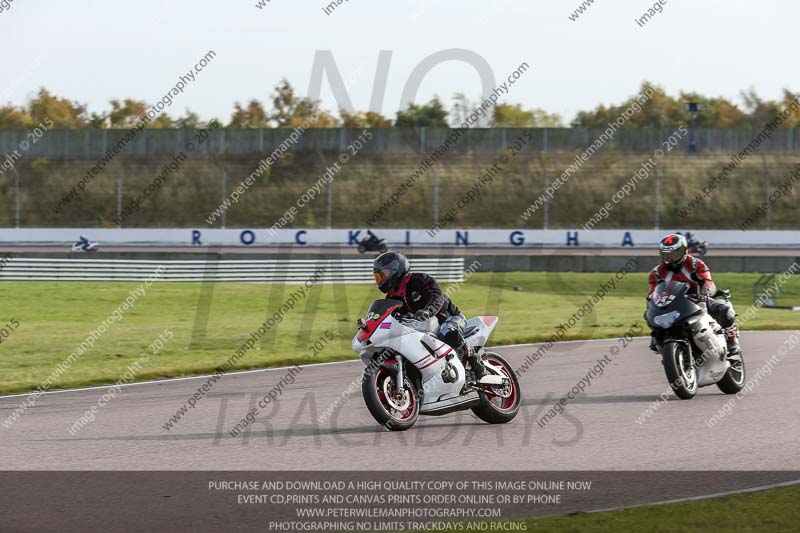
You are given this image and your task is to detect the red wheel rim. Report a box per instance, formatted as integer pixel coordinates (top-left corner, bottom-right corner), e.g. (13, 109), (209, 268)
(375, 367), (416, 421)
(482, 357), (518, 411)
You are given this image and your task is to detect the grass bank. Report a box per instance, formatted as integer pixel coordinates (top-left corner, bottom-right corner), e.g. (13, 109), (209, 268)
(1, 272), (798, 394)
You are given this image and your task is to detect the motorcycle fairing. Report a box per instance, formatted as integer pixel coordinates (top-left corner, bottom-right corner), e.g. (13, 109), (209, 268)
(465, 316), (499, 348)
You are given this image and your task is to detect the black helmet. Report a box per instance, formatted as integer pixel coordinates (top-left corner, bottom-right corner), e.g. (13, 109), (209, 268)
(659, 233), (688, 271)
(373, 251), (409, 293)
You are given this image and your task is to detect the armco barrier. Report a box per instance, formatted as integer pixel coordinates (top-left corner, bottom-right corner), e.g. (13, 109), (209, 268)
(0, 257), (465, 283)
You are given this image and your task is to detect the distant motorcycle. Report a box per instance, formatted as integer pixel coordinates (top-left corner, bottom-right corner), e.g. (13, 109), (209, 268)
(71, 236), (99, 253)
(357, 230), (388, 254)
(352, 299), (520, 430)
(684, 232), (708, 255)
(645, 280), (745, 399)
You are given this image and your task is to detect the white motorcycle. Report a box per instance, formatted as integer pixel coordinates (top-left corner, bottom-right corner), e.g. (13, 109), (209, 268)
(71, 239), (99, 253)
(352, 299), (521, 431)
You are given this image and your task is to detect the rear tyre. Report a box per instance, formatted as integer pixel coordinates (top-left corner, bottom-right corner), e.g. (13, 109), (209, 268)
(661, 341), (697, 400)
(717, 353), (746, 394)
(362, 361), (419, 431)
(471, 352), (521, 424)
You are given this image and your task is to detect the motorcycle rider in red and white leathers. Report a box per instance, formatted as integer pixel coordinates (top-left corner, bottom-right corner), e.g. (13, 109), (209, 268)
(372, 251), (487, 380)
(647, 234), (741, 356)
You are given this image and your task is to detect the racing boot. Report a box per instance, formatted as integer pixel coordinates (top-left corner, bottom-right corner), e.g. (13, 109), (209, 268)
(463, 343), (486, 381)
(649, 334), (658, 353)
(724, 325), (742, 358)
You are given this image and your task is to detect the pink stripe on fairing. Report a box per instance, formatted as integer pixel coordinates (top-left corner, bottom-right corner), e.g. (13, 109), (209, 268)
(480, 316), (497, 326)
(379, 322), (392, 329)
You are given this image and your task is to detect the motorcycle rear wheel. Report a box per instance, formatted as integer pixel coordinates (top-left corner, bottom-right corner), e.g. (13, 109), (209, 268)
(362, 362), (419, 431)
(717, 354), (746, 394)
(661, 341), (697, 400)
(471, 352), (521, 424)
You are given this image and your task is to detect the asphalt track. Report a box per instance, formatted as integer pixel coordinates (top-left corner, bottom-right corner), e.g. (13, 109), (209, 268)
(2, 331), (799, 529)
(2, 245), (799, 256)
(2, 331), (797, 473)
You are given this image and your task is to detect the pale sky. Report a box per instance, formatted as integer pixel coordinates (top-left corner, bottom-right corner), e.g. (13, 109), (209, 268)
(0, 0), (794, 124)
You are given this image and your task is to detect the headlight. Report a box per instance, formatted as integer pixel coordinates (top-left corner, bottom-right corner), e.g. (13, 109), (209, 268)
(653, 311), (680, 328)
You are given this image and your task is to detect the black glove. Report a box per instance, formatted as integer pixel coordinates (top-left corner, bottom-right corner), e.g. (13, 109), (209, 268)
(414, 308), (431, 321)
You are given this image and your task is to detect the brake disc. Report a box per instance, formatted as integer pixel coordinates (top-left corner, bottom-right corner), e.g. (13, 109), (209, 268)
(383, 377), (410, 411)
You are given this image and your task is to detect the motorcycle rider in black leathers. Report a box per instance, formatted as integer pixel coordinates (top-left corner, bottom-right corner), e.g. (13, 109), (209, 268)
(372, 251), (486, 380)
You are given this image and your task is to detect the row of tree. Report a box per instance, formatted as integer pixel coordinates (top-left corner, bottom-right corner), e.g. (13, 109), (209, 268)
(1, 81), (797, 130)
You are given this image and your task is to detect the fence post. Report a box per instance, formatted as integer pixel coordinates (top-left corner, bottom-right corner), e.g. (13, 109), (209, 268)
(543, 128), (549, 230)
(653, 165), (660, 230)
(762, 155), (771, 229)
(116, 174), (122, 228)
(221, 171), (227, 228)
(431, 165), (439, 226)
(14, 168), (20, 228)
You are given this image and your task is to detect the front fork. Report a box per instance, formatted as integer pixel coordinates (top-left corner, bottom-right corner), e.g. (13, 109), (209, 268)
(395, 357), (404, 395)
(380, 356), (405, 397)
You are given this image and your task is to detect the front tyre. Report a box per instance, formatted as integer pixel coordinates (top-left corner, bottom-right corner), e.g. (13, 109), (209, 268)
(362, 361), (419, 431)
(472, 352), (521, 424)
(661, 341), (697, 400)
(717, 353), (746, 394)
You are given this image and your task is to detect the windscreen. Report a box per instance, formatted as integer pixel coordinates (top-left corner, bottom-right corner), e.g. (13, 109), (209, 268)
(366, 299), (403, 318)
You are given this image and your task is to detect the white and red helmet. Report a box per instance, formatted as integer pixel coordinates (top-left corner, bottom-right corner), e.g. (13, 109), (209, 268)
(659, 234), (688, 271)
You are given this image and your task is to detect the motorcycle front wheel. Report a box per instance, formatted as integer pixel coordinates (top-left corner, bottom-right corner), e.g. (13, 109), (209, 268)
(362, 361), (419, 431)
(661, 341), (698, 400)
(472, 352), (521, 424)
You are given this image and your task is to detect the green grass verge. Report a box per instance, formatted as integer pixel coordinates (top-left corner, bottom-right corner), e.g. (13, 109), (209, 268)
(1, 272), (798, 394)
(455, 484), (800, 532)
